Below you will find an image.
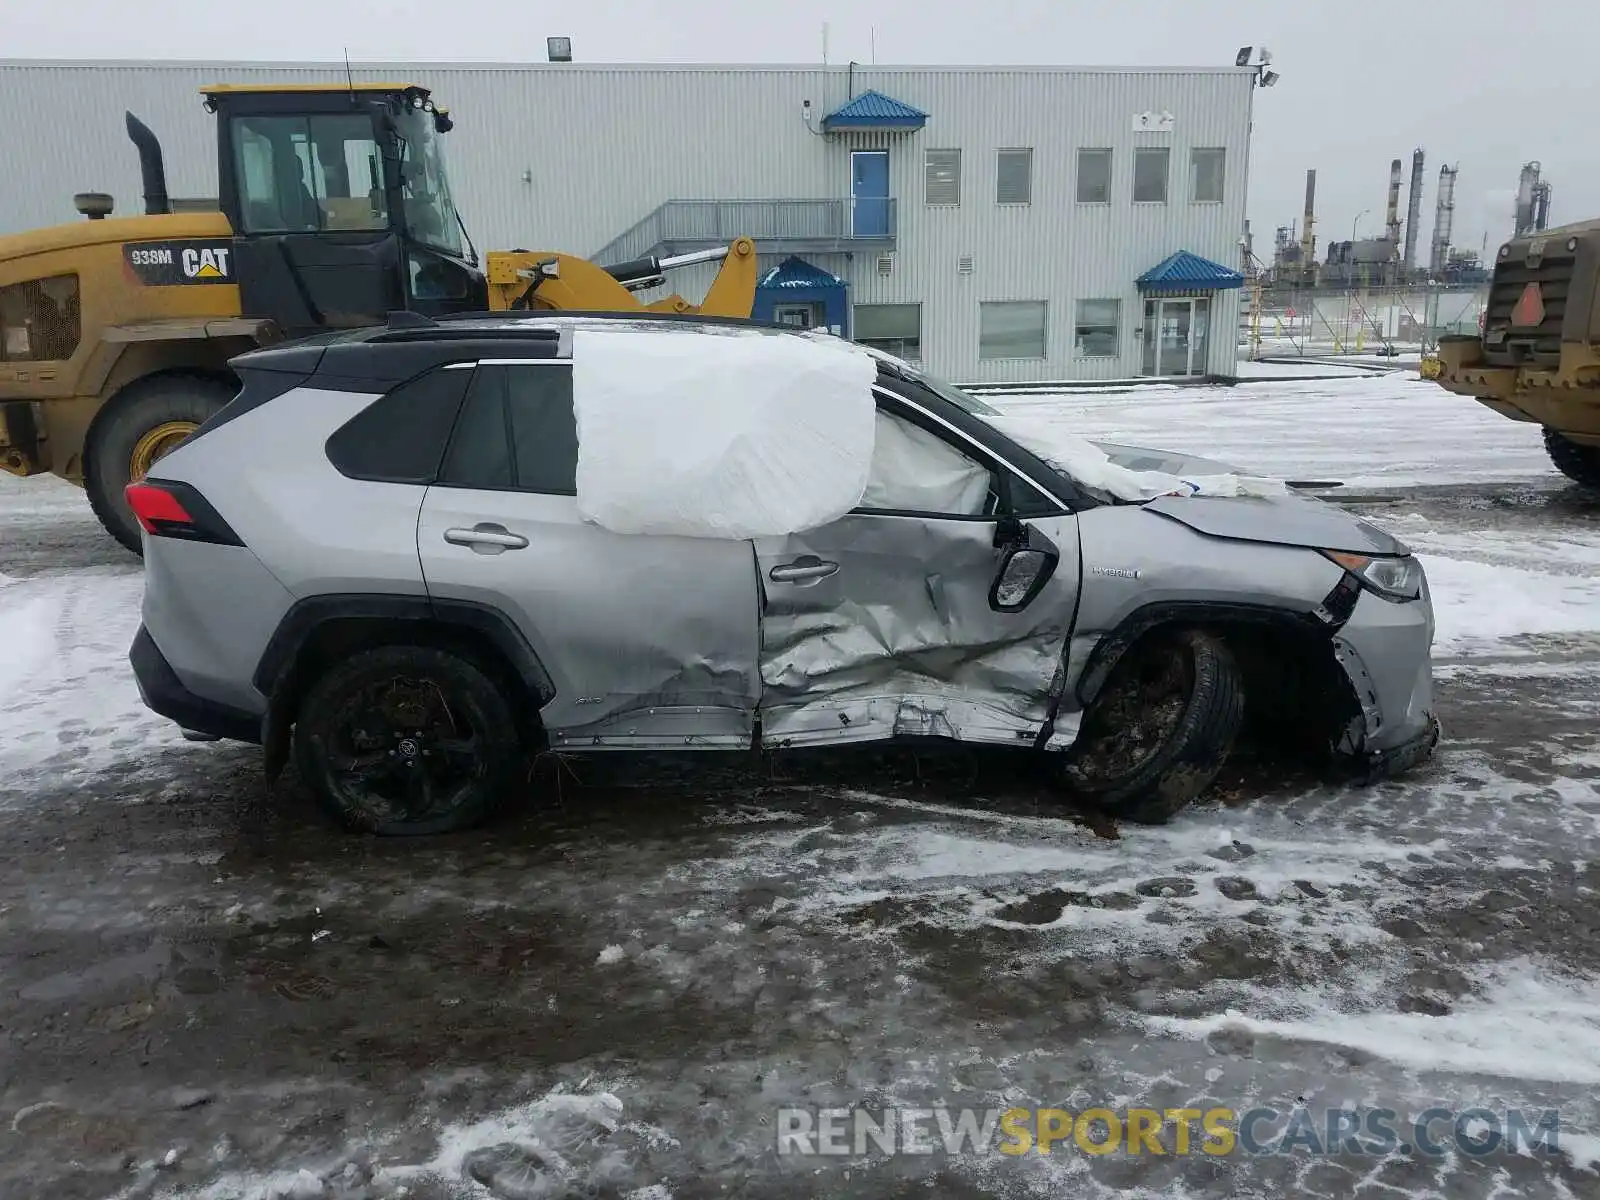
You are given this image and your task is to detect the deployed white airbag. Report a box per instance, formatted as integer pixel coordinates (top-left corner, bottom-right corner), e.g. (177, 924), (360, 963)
(860, 409), (991, 515)
(571, 330), (878, 538)
(984, 414), (1287, 502)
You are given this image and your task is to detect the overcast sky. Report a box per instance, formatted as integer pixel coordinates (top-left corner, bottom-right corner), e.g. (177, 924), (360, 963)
(10, 1), (1594, 261)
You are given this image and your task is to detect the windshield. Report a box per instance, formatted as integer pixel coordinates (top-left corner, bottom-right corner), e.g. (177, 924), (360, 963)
(862, 348), (1001, 416)
(394, 108), (464, 257)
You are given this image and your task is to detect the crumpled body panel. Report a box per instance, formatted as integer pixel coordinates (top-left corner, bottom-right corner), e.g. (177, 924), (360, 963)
(755, 514), (1081, 746)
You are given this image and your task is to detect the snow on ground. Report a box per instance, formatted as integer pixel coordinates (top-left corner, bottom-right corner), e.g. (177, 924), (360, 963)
(0, 559), (198, 788)
(1372, 514), (1600, 658)
(1143, 959), (1600, 1086)
(987, 373), (1555, 487)
(1234, 359), (1384, 380)
(0, 474), (204, 789)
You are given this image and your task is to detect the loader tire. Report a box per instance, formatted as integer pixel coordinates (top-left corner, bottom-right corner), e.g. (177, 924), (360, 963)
(1544, 428), (1600, 492)
(85, 374), (234, 555)
(1060, 628), (1245, 825)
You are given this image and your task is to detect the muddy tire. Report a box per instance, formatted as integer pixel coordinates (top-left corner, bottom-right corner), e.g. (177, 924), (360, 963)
(293, 645), (522, 836)
(1061, 629), (1245, 824)
(1544, 428), (1600, 491)
(85, 373), (235, 555)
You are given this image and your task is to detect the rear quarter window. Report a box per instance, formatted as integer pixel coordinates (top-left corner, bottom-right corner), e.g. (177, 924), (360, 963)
(326, 365), (473, 484)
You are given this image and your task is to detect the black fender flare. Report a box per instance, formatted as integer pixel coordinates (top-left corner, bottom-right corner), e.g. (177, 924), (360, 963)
(254, 594), (554, 780)
(1072, 600), (1330, 709)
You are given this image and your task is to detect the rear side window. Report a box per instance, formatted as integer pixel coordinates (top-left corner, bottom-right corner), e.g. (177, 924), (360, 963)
(440, 368), (513, 488)
(439, 364), (576, 494)
(326, 365), (472, 483)
(507, 365), (577, 494)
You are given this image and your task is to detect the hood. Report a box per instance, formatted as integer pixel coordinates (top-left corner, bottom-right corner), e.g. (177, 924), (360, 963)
(983, 416), (1286, 505)
(1143, 492), (1409, 555)
(1094, 441), (1245, 478)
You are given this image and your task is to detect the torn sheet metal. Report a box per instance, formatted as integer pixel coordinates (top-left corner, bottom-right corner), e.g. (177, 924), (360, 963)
(571, 329), (877, 539)
(984, 414), (1287, 502)
(755, 514), (1082, 747)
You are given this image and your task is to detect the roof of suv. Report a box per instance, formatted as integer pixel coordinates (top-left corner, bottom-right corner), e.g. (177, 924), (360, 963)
(231, 311), (811, 387)
(214, 310), (1096, 513)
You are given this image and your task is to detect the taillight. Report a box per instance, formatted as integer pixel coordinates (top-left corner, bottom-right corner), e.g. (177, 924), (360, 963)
(124, 479), (243, 545)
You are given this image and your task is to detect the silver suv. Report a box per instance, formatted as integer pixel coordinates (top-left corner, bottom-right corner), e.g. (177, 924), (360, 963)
(129, 314), (1437, 835)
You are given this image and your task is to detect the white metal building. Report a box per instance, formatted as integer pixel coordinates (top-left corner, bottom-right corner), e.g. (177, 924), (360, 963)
(0, 59), (1258, 383)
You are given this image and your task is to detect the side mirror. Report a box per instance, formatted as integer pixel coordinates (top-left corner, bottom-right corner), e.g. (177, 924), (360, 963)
(990, 545), (1057, 612)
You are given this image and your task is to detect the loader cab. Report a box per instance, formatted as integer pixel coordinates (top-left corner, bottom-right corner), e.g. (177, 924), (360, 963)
(206, 84), (486, 337)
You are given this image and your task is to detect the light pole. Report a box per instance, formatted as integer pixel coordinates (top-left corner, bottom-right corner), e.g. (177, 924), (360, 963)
(1351, 209), (1369, 245)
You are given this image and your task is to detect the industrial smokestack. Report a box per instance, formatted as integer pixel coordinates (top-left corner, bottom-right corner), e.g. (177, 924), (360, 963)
(1403, 148), (1425, 271)
(1385, 158), (1403, 262)
(1300, 169), (1317, 285)
(1514, 162), (1540, 236)
(1531, 180), (1552, 231)
(1429, 165), (1457, 276)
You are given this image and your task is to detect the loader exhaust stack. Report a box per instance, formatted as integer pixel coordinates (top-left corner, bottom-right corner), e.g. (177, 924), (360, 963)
(124, 112), (171, 216)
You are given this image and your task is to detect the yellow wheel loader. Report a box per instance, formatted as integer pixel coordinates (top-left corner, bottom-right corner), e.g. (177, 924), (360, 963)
(0, 83), (757, 552)
(1428, 218), (1600, 492)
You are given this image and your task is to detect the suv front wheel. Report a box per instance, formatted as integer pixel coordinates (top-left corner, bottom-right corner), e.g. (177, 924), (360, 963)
(1060, 628), (1245, 824)
(293, 645), (523, 835)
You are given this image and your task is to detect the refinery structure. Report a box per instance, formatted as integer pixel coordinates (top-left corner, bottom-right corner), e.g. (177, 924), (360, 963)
(1263, 153), (1555, 291)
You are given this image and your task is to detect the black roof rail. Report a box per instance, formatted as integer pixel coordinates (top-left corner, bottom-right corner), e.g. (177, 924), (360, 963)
(368, 326), (563, 344)
(432, 309), (794, 333)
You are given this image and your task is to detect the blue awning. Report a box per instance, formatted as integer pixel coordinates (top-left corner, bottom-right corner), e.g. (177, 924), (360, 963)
(821, 89), (928, 132)
(758, 256), (845, 289)
(1137, 250), (1245, 293)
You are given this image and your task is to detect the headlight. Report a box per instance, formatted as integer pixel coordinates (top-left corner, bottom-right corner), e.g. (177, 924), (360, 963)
(1321, 550), (1423, 602)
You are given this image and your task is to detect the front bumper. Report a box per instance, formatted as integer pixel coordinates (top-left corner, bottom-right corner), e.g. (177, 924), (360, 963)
(1330, 580), (1438, 772)
(130, 626), (262, 744)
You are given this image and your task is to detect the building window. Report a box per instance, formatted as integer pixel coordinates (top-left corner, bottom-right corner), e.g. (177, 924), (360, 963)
(854, 303), (922, 361)
(979, 301), (1047, 360)
(925, 149), (962, 206)
(1191, 147), (1226, 203)
(996, 149), (1032, 205)
(1133, 147), (1170, 204)
(1074, 300), (1121, 358)
(1076, 148), (1112, 204)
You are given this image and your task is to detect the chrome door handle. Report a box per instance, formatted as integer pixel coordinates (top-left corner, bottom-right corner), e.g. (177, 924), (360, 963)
(444, 523), (529, 554)
(768, 556), (839, 584)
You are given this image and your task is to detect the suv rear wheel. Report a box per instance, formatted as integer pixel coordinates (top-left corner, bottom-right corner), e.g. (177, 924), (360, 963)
(292, 645), (523, 835)
(1060, 629), (1245, 824)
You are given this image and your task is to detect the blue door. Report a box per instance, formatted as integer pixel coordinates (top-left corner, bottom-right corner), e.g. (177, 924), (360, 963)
(851, 150), (890, 237)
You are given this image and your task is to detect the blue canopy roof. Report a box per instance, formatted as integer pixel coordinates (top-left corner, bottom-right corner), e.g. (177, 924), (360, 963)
(1137, 250), (1245, 293)
(757, 256), (846, 290)
(821, 89), (928, 132)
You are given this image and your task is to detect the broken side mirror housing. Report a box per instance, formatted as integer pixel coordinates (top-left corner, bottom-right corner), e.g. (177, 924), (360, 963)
(990, 544), (1058, 612)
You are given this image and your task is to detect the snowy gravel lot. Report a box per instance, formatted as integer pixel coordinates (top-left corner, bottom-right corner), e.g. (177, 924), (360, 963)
(2, 374), (1599, 1199)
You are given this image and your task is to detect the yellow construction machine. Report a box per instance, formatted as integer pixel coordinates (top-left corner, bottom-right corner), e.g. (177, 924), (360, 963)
(1426, 218), (1600, 492)
(0, 83), (758, 551)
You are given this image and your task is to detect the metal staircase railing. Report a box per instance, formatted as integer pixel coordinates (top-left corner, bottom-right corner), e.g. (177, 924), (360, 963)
(592, 199), (897, 264)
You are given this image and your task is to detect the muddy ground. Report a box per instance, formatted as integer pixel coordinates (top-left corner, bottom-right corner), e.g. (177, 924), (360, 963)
(1, 481), (1599, 1199)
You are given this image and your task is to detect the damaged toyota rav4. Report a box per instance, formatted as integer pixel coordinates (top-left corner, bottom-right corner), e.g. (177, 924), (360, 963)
(128, 313), (1438, 835)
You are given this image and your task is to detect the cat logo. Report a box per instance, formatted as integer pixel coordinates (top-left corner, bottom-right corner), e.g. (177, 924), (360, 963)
(182, 247), (231, 279)
(124, 238), (236, 286)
